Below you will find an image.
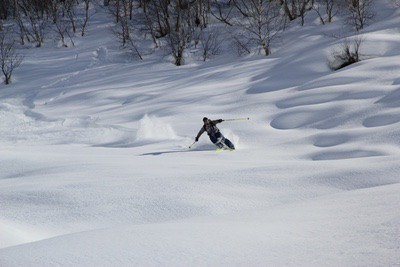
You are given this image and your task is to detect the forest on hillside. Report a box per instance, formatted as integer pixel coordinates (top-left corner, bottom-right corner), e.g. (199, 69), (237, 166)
(0, 0), (392, 84)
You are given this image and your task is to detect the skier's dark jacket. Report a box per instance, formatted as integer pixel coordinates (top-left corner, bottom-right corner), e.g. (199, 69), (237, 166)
(196, 119), (223, 140)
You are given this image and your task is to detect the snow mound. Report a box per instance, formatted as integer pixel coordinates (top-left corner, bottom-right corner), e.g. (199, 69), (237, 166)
(270, 107), (342, 130)
(363, 113), (400, 128)
(311, 149), (385, 161)
(0, 220), (53, 249)
(0, 101), (130, 145)
(312, 133), (353, 147)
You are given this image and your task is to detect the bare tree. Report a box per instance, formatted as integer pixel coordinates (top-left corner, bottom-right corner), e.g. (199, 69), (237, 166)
(140, 0), (195, 65)
(210, 0), (234, 26)
(54, 18), (70, 47)
(168, 0), (187, 66)
(116, 0), (120, 22)
(144, 0), (172, 39)
(313, 0), (338, 24)
(281, 0), (314, 26)
(0, 30), (23, 84)
(232, 0), (284, 56)
(233, 34), (252, 55)
(64, 0), (92, 37)
(81, 0), (91, 36)
(200, 28), (222, 61)
(139, 0), (204, 62)
(114, 0), (143, 59)
(344, 0), (375, 31)
(51, 1), (74, 47)
(193, 0), (211, 29)
(17, 0), (49, 47)
(64, 0), (78, 34)
(141, 1), (160, 47)
(15, 14), (25, 45)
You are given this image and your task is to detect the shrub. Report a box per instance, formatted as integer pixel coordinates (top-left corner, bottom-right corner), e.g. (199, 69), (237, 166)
(329, 37), (363, 70)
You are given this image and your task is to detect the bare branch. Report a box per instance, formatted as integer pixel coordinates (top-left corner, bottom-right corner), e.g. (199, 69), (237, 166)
(0, 29), (23, 84)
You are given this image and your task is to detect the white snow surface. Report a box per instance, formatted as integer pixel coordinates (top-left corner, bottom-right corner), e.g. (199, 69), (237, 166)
(1, 2), (400, 266)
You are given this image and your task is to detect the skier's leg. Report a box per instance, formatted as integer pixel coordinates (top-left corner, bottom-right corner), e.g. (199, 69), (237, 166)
(224, 138), (235, 150)
(210, 133), (224, 148)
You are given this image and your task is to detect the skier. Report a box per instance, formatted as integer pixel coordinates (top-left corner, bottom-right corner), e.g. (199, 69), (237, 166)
(195, 117), (235, 150)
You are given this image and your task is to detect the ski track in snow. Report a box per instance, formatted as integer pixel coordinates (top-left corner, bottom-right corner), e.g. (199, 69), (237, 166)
(1, 1), (400, 266)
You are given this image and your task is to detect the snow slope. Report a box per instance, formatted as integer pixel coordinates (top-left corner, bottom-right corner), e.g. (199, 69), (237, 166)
(1, 1), (400, 266)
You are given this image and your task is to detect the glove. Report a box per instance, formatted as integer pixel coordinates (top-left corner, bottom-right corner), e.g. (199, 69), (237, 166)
(195, 137), (199, 142)
(217, 119), (223, 123)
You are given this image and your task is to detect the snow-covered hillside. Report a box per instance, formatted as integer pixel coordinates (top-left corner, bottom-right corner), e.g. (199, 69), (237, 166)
(1, 1), (400, 266)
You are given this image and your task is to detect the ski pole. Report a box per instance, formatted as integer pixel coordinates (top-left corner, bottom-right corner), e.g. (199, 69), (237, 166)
(188, 141), (196, 149)
(223, 117), (250, 122)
